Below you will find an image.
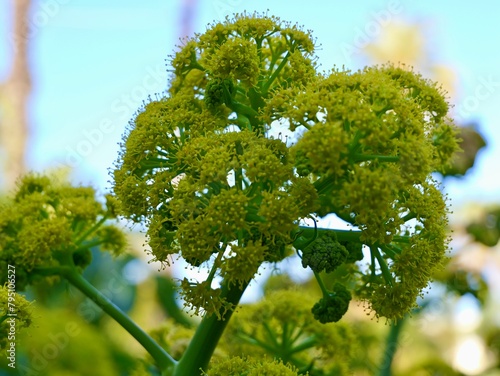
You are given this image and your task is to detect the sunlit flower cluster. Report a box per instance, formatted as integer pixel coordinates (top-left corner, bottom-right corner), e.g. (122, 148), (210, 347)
(113, 12), (458, 320)
(0, 174), (126, 289)
(114, 13), (319, 317)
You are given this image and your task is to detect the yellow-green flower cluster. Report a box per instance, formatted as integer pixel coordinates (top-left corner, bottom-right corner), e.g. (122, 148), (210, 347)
(205, 38), (260, 86)
(114, 12), (320, 316)
(204, 356), (301, 376)
(264, 63), (456, 319)
(127, 126), (314, 315)
(179, 279), (233, 319)
(0, 174), (127, 289)
(170, 12), (316, 97)
(221, 289), (354, 375)
(220, 240), (268, 289)
(113, 12), (457, 321)
(354, 181), (450, 320)
(0, 285), (33, 350)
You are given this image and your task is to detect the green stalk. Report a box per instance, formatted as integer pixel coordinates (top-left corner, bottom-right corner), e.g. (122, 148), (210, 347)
(262, 52), (291, 95)
(348, 130), (363, 153)
(75, 215), (107, 245)
(385, 243), (403, 256)
(288, 335), (318, 354)
(61, 268), (177, 372)
(228, 100), (260, 118)
(263, 321), (280, 348)
(236, 331), (277, 353)
(172, 280), (248, 376)
(289, 324), (305, 345)
(206, 245), (226, 285)
(371, 246), (394, 287)
(313, 271), (329, 297)
(298, 119), (312, 130)
(281, 321), (290, 356)
(75, 238), (105, 251)
(247, 87), (266, 111)
(370, 249), (377, 276)
(377, 317), (406, 376)
(401, 212), (417, 222)
(380, 244), (397, 259)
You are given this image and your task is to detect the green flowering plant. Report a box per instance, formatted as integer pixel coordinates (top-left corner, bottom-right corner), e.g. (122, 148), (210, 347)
(0, 173), (178, 371)
(0, 174), (126, 288)
(1, 12), (459, 376)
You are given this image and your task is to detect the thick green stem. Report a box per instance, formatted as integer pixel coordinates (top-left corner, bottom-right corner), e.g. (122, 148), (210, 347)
(378, 317), (406, 376)
(227, 99), (262, 131)
(173, 280), (248, 376)
(61, 269), (176, 372)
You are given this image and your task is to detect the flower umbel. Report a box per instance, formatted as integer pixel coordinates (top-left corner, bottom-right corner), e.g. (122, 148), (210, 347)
(113, 13), (458, 322)
(0, 173), (127, 289)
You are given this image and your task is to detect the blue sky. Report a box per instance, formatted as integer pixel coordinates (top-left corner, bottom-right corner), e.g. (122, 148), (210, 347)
(1, 0), (500, 206)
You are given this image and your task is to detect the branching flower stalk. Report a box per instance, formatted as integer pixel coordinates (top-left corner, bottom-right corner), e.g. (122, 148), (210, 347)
(0, 174), (177, 371)
(1, 12), (459, 376)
